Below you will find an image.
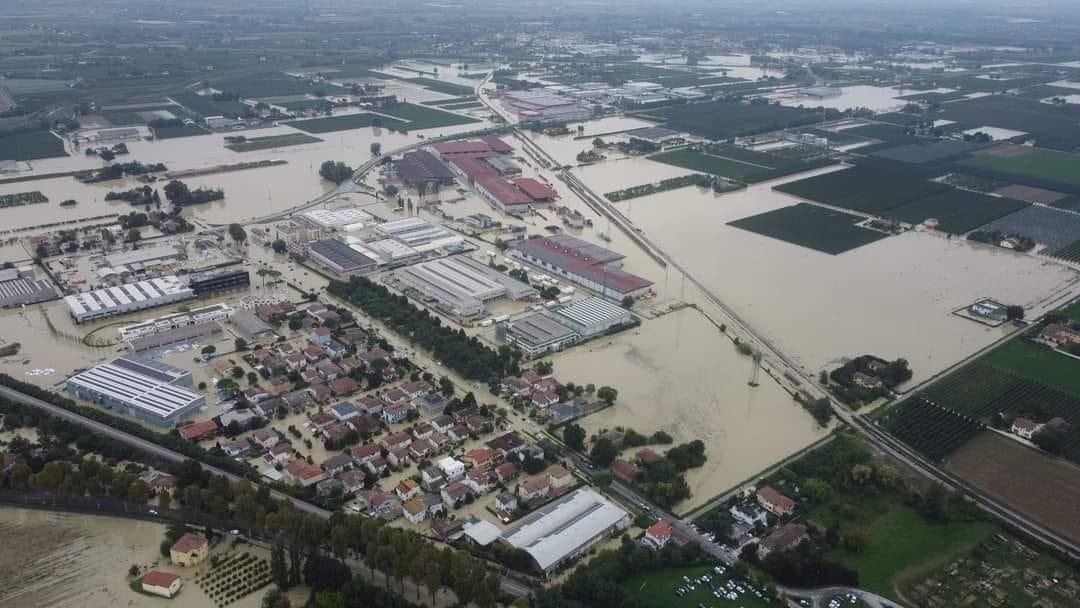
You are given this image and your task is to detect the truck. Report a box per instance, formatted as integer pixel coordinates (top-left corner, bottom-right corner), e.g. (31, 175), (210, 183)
(557, 295), (573, 304)
(479, 319), (494, 327)
(493, 314), (510, 323)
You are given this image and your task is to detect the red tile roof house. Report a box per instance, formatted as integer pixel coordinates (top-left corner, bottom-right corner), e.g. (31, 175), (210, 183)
(464, 447), (498, 469)
(611, 459), (640, 484)
(341, 469), (367, 494)
(635, 448), (661, 464)
(141, 570), (182, 598)
(530, 390), (559, 409)
(1011, 417), (1044, 440)
(321, 453), (354, 476)
(400, 380), (432, 398)
(284, 459), (326, 487)
(264, 441), (294, 464)
(756, 486), (796, 518)
(466, 468), (493, 494)
(380, 431), (413, 451)
(518, 477), (550, 502)
(396, 478), (421, 501)
(177, 419), (219, 442)
(351, 443), (382, 465)
(759, 523), (808, 557)
(330, 377), (360, 397)
(309, 411), (336, 429)
(495, 462), (518, 484)
(382, 387), (410, 404)
(441, 480), (472, 508)
(644, 520), (673, 550)
(357, 396), (384, 415)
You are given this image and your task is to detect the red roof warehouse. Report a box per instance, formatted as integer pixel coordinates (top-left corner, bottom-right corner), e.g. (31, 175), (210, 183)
(512, 178), (557, 202)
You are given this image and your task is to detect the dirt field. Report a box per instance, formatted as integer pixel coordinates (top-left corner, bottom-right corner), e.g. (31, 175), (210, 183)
(947, 431), (1080, 544)
(993, 184), (1068, 205)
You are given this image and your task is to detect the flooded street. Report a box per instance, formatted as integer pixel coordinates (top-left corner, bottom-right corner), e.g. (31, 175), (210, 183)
(0, 507), (269, 608)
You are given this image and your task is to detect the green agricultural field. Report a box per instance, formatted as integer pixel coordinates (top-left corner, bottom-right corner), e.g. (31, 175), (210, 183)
(0, 130), (67, 161)
(639, 100), (819, 140)
(442, 101), (483, 110)
(728, 203), (888, 254)
(421, 96), (476, 106)
(377, 102), (480, 130)
(1058, 298), (1080, 322)
(959, 147), (1080, 187)
(843, 123), (920, 144)
(101, 104), (180, 126)
(285, 113), (407, 133)
(651, 148), (765, 179)
(278, 98), (331, 112)
(884, 188), (1028, 234)
(172, 92), (249, 118)
(774, 166), (951, 214)
(153, 125), (211, 139)
(225, 133), (323, 152)
(986, 340), (1080, 399)
(803, 494), (996, 599)
(210, 71), (327, 98)
(622, 565), (777, 608)
(405, 78), (475, 96)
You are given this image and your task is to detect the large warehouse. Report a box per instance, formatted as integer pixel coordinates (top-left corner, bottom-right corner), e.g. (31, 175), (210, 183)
(501, 488), (629, 573)
(375, 217), (451, 246)
(301, 207), (374, 230)
(308, 239), (379, 277)
(551, 297), (633, 337)
(65, 356), (205, 427)
(392, 255), (536, 317)
(509, 235), (653, 300)
(504, 313), (580, 357)
(0, 266), (56, 308)
(63, 275), (194, 323)
(118, 302), (235, 341)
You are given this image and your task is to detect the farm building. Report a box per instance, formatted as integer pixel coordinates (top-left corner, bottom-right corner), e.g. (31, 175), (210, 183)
(500, 488), (629, 574)
(391, 254), (536, 317)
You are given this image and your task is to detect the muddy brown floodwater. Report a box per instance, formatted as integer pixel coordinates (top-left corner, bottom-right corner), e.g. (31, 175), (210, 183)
(0, 507), (271, 608)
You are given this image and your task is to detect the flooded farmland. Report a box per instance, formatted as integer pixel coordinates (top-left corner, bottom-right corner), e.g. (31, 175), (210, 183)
(0, 508), (269, 608)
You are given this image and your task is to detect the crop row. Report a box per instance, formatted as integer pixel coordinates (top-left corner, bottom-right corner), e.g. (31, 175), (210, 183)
(881, 397), (984, 461)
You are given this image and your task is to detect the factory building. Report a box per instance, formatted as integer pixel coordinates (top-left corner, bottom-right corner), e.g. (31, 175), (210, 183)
(64, 275), (195, 323)
(392, 255), (536, 317)
(500, 488), (629, 574)
(375, 218), (451, 246)
(512, 178), (557, 202)
(127, 322), (223, 353)
(301, 207), (375, 231)
(118, 303), (235, 341)
(0, 266), (56, 308)
(503, 313), (580, 358)
(103, 244), (184, 268)
(308, 239), (380, 277)
(65, 356), (205, 427)
(187, 267), (250, 295)
(495, 90), (594, 124)
(551, 297), (633, 338)
(509, 235), (653, 300)
(434, 141), (548, 214)
(393, 150), (457, 189)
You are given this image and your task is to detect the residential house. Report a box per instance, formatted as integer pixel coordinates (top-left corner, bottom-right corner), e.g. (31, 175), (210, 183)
(430, 431), (453, 452)
(756, 486), (796, 518)
(387, 446), (411, 468)
(494, 492), (518, 517)
(430, 518), (464, 541)
(170, 533), (208, 567)
(611, 459), (639, 484)
(284, 459), (326, 487)
(316, 360), (343, 381)
(411, 421), (435, 440)
(357, 397), (384, 416)
(635, 448), (661, 464)
(141, 571), (182, 598)
(303, 344), (326, 364)
(341, 469), (366, 494)
(368, 489), (401, 520)
(358, 348), (391, 369)
(308, 382), (331, 403)
(330, 402), (359, 421)
(252, 428), (279, 449)
(730, 503), (769, 527)
(401, 381), (432, 399)
(432, 415), (455, 434)
(309, 411), (336, 429)
(852, 371), (883, 390)
(394, 479), (420, 503)
(324, 340), (347, 360)
(448, 425), (470, 442)
(1012, 417), (1043, 440)
(466, 469), (493, 494)
(409, 438), (435, 460)
(322, 453), (354, 476)
(264, 442), (293, 464)
(518, 477), (550, 502)
(380, 431), (412, 451)
(423, 493), (445, 517)
(441, 480), (471, 508)
(311, 326), (332, 346)
(382, 388), (410, 405)
(221, 439), (250, 458)
(244, 386), (270, 403)
(145, 471), (177, 494)
(178, 420), (219, 442)
(644, 520), (673, 550)
(351, 443), (381, 466)
(317, 478), (344, 497)
(322, 422), (352, 444)
(283, 389), (313, 411)
(547, 465), (573, 492)
(420, 466), (446, 492)
(464, 447), (498, 470)
(252, 398), (281, 419)
(501, 376), (532, 398)
(494, 462), (518, 484)
(531, 390), (559, 409)
(438, 457), (466, 480)
(759, 523), (808, 557)
(329, 377), (359, 397)
(364, 456), (388, 476)
(382, 402), (411, 425)
(486, 432), (525, 458)
(347, 413), (380, 436)
(403, 498), (428, 524)
(1041, 323), (1080, 347)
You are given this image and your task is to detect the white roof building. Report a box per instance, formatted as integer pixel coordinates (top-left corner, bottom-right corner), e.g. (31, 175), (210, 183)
(63, 275), (194, 323)
(103, 245), (182, 268)
(462, 518), (502, 546)
(302, 207), (375, 230)
(65, 356), (204, 427)
(500, 488), (628, 572)
(551, 296), (633, 338)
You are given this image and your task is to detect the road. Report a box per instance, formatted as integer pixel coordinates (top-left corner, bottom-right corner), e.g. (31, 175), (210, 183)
(777, 585), (903, 608)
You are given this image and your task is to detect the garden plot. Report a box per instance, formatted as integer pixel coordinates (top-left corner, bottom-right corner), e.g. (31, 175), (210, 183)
(976, 205), (1080, 252)
(883, 189), (1028, 234)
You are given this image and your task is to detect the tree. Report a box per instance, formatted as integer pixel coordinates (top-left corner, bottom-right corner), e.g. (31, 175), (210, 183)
(1033, 425), (1066, 455)
(158, 490), (172, 509)
(126, 228), (141, 243)
(271, 239), (288, 254)
(1006, 304), (1025, 321)
(597, 386), (618, 405)
(228, 223), (247, 245)
(262, 586), (291, 608)
(590, 438), (619, 467)
(621, 295), (635, 309)
(563, 423), (586, 451)
(370, 142), (382, 156)
(235, 337), (248, 351)
(438, 376), (455, 397)
(802, 478), (832, 503)
(319, 160), (354, 185)
(201, 345), (216, 355)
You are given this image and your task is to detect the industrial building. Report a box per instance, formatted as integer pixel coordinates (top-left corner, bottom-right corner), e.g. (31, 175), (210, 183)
(230, 310), (276, 341)
(187, 267), (250, 295)
(127, 321), (223, 353)
(103, 244), (183, 268)
(392, 255), (536, 317)
(0, 266), (56, 308)
(551, 297), (633, 337)
(392, 150), (457, 189)
(512, 178), (557, 202)
(375, 218), (451, 246)
(119, 303), (235, 340)
(500, 488), (628, 573)
(365, 238), (421, 264)
(495, 90), (594, 123)
(65, 356), (205, 427)
(63, 275), (195, 323)
(301, 207), (375, 231)
(308, 239), (380, 277)
(509, 235), (653, 300)
(503, 313), (580, 357)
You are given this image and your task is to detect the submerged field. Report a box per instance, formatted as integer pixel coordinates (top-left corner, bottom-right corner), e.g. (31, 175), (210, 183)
(728, 203), (888, 254)
(774, 165), (951, 214)
(0, 130), (67, 161)
(885, 188), (1028, 234)
(958, 146), (1080, 187)
(225, 133), (323, 152)
(649, 145), (834, 184)
(639, 100), (819, 140)
(285, 112), (408, 133)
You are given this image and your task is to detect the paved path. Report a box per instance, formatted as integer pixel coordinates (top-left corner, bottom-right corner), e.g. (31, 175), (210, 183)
(778, 585), (904, 608)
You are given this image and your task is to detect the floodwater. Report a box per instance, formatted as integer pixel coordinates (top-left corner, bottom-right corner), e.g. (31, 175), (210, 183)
(568, 156), (1080, 385)
(0, 112), (489, 232)
(552, 307), (825, 510)
(0, 507), (270, 608)
(767, 84), (913, 112)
